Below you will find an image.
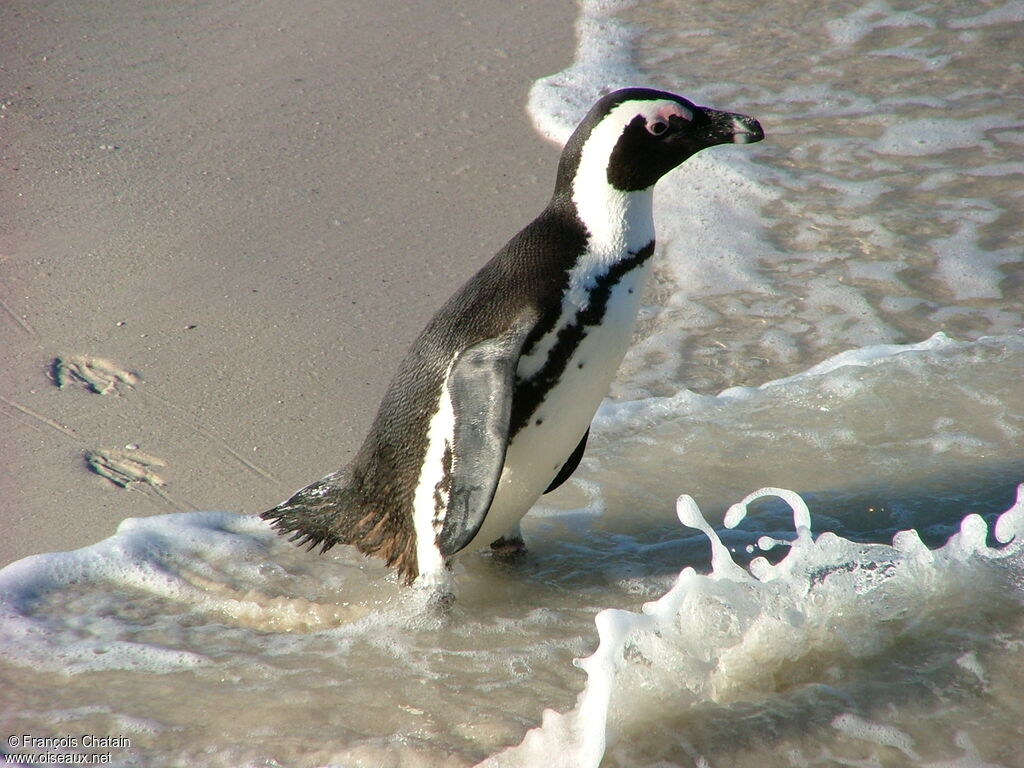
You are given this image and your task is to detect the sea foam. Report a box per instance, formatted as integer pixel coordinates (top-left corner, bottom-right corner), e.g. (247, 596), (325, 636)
(527, 0), (1024, 401)
(0, 512), (371, 675)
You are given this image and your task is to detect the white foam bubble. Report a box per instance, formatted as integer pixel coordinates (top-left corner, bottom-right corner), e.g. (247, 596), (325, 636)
(930, 208), (1019, 301)
(877, 115), (1013, 157)
(830, 713), (919, 759)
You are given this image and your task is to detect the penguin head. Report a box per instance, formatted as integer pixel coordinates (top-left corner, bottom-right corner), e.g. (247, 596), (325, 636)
(556, 88), (764, 195)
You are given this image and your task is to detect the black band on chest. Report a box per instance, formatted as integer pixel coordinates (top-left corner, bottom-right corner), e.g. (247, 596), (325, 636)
(508, 241), (655, 438)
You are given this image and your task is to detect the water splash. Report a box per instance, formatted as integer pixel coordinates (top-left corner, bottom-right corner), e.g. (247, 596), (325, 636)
(486, 485), (1024, 767)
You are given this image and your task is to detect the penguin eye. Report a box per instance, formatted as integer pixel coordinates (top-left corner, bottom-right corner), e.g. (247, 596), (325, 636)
(647, 119), (669, 136)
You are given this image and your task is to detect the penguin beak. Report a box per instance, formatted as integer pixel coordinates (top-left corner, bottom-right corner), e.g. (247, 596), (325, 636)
(696, 107), (765, 146)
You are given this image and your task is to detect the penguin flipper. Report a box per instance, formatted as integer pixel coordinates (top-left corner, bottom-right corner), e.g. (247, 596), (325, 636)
(544, 427), (589, 494)
(436, 332), (521, 557)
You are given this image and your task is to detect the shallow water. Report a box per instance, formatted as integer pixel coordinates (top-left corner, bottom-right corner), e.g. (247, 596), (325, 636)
(3, 337), (1022, 767)
(531, 0), (1023, 396)
(3, 0), (1023, 766)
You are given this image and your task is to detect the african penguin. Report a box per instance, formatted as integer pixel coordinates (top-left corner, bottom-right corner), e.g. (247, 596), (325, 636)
(262, 88), (764, 586)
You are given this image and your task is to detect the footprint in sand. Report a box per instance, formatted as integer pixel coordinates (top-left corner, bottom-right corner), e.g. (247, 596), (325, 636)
(52, 354), (141, 395)
(85, 448), (167, 488)
(50, 353), (276, 486)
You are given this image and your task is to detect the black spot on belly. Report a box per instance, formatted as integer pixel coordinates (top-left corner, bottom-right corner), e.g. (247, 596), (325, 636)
(509, 241), (654, 438)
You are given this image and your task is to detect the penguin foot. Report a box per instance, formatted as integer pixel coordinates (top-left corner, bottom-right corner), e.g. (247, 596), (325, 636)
(489, 535), (528, 559)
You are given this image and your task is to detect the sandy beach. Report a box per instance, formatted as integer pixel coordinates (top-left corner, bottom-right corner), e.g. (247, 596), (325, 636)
(4, 2), (1023, 764)
(0, 0), (575, 566)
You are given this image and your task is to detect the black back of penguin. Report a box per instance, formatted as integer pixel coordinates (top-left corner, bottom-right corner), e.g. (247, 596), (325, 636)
(259, 201), (590, 581)
(261, 88), (764, 584)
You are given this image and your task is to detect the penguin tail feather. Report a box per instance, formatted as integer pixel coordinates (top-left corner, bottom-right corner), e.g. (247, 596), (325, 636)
(260, 473), (419, 585)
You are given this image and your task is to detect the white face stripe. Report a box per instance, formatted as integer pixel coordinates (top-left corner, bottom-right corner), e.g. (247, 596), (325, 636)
(571, 98), (684, 256)
(519, 101), (679, 383)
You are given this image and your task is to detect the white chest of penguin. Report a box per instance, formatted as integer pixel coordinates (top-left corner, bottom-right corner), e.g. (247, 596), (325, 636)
(465, 251), (655, 550)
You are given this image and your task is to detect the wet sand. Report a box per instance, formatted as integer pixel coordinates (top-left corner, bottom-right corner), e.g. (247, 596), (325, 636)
(0, 0), (575, 565)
